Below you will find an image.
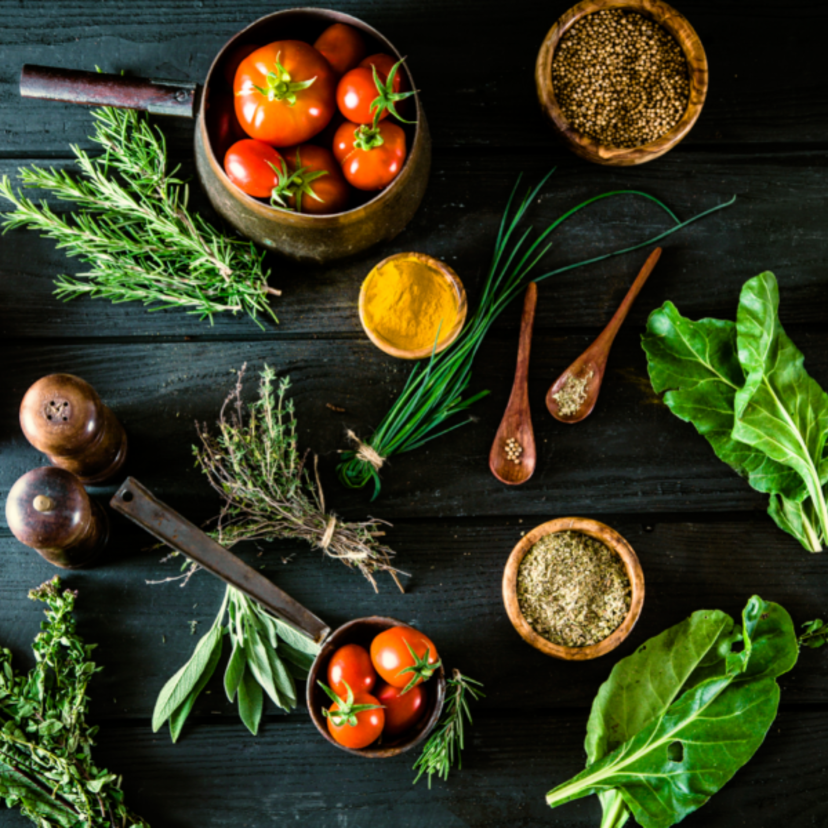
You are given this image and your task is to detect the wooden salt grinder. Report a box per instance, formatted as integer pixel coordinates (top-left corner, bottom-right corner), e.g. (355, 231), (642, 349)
(5, 467), (109, 568)
(20, 374), (128, 484)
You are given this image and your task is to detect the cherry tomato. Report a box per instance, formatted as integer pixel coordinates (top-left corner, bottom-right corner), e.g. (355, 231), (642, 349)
(333, 120), (407, 191)
(234, 40), (336, 147)
(376, 681), (427, 737)
(280, 144), (349, 215)
(326, 691), (385, 749)
(313, 23), (366, 76)
(223, 139), (282, 198)
(327, 643), (376, 696)
(222, 42), (259, 87)
(370, 625), (440, 689)
(336, 54), (406, 125)
(206, 91), (246, 159)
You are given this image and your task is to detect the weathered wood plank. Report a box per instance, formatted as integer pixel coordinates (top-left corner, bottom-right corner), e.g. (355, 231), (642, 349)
(1, 509), (825, 721)
(2, 335), (826, 520)
(0, 707), (819, 826)
(0, 0), (826, 155)
(2, 150), (827, 340)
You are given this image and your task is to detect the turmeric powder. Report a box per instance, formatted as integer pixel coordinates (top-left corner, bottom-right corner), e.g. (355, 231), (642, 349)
(361, 254), (460, 353)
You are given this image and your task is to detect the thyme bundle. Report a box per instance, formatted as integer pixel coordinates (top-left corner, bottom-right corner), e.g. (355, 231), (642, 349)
(0, 105), (278, 326)
(0, 578), (148, 827)
(337, 172), (735, 498)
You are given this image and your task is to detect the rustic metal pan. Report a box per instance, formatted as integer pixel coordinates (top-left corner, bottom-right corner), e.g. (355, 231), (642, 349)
(110, 477), (445, 757)
(19, 8), (431, 265)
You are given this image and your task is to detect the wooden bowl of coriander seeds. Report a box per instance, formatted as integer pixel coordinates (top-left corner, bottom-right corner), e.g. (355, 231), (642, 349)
(502, 517), (644, 660)
(535, 0), (708, 166)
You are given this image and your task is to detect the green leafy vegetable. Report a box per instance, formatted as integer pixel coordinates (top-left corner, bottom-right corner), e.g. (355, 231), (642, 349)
(0, 577), (148, 827)
(799, 618), (827, 649)
(546, 596), (798, 828)
(643, 272), (828, 551)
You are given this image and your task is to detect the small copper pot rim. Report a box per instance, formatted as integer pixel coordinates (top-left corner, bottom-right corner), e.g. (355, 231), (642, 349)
(535, 0), (708, 166)
(502, 517), (645, 660)
(358, 252), (468, 360)
(200, 7), (424, 222)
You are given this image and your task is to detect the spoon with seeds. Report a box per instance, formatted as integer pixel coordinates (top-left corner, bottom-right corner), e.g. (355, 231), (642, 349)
(489, 283), (538, 485)
(546, 248), (662, 424)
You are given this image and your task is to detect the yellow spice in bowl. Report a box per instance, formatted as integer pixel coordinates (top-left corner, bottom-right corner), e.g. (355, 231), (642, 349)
(361, 255), (459, 353)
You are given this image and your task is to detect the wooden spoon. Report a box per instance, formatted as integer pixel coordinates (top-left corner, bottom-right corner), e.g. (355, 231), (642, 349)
(489, 283), (538, 485)
(546, 247), (662, 424)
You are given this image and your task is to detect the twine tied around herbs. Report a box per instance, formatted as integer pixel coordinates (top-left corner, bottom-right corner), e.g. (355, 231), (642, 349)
(319, 515), (337, 551)
(345, 429), (386, 472)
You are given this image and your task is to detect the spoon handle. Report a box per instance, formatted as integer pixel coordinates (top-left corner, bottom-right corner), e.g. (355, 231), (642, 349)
(594, 247), (662, 351)
(510, 282), (538, 396)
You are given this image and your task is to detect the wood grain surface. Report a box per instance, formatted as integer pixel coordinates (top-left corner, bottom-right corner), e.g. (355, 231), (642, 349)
(0, 0), (826, 826)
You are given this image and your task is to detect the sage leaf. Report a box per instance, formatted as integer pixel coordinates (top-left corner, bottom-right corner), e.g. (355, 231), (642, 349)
(168, 630), (223, 743)
(243, 623), (285, 710)
(271, 616), (321, 656)
(733, 272), (828, 541)
(224, 637), (246, 703)
(237, 666), (263, 736)
(152, 622), (223, 732)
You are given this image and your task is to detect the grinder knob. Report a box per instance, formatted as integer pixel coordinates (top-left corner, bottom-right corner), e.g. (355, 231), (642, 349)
(5, 467), (109, 569)
(19, 373), (128, 484)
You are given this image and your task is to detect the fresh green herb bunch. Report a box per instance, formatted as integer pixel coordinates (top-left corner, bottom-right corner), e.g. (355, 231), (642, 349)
(799, 619), (827, 649)
(0, 105), (279, 326)
(0, 577), (148, 827)
(337, 172), (735, 498)
(413, 669), (484, 787)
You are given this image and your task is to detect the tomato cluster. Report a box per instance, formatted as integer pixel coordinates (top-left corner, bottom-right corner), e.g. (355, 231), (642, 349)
(210, 22), (415, 215)
(320, 625), (440, 750)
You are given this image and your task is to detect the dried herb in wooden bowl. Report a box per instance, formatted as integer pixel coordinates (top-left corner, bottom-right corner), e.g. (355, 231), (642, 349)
(517, 530), (631, 648)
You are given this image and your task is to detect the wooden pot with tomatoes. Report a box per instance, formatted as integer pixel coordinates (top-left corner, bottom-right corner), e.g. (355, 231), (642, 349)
(19, 9), (430, 265)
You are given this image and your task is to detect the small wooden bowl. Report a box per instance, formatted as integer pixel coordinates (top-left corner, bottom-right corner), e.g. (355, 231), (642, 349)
(306, 616), (446, 758)
(358, 253), (468, 360)
(502, 517), (644, 660)
(535, 0), (708, 166)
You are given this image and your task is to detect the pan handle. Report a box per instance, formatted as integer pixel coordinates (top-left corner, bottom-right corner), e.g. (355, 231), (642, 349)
(110, 477), (331, 644)
(20, 65), (201, 118)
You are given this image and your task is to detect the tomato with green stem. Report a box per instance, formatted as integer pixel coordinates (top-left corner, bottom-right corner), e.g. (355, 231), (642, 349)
(327, 643), (376, 696)
(333, 120), (407, 191)
(376, 681), (427, 736)
(336, 55), (413, 125)
(313, 23), (366, 76)
(275, 144), (349, 214)
(222, 42), (259, 87)
(234, 40), (336, 146)
(370, 626), (440, 691)
(320, 680), (385, 749)
(223, 139), (283, 198)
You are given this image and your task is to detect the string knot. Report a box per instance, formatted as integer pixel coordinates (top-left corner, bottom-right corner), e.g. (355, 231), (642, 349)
(346, 429), (385, 471)
(320, 515), (337, 551)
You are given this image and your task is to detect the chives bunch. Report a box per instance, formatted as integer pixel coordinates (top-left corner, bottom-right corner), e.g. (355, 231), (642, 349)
(338, 172), (735, 499)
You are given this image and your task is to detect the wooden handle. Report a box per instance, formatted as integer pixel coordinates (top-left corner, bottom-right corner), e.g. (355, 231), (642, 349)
(20, 65), (200, 118)
(511, 282), (538, 393)
(110, 477), (331, 643)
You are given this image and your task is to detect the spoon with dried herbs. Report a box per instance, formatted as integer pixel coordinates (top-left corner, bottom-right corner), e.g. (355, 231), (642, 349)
(489, 282), (538, 485)
(546, 247), (661, 423)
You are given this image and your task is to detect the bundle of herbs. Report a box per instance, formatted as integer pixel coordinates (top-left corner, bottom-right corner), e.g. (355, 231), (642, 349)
(0, 578), (148, 827)
(546, 595), (798, 828)
(0, 105), (278, 326)
(153, 365), (402, 741)
(643, 271), (828, 552)
(338, 172), (735, 498)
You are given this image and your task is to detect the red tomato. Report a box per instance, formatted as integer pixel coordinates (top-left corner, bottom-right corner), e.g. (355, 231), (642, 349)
(370, 625), (440, 689)
(336, 54), (407, 125)
(333, 120), (407, 191)
(376, 681), (427, 737)
(280, 144), (349, 215)
(327, 643), (376, 696)
(234, 41), (336, 146)
(313, 23), (366, 76)
(223, 139), (282, 198)
(206, 91), (246, 159)
(360, 54), (407, 92)
(222, 42), (259, 87)
(326, 691), (385, 749)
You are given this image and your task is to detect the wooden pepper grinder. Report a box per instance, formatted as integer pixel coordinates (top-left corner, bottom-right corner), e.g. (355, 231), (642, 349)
(20, 373), (128, 484)
(5, 467), (109, 568)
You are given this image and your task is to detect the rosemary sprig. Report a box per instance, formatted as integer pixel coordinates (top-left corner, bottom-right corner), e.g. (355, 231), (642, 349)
(413, 669), (484, 787)
(0, 578), (148, 827)
(337, 172), (736, 498)
(0, 105), (279, 326)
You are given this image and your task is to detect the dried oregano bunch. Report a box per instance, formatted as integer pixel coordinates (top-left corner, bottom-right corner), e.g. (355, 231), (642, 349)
(0, 577), (148, 827)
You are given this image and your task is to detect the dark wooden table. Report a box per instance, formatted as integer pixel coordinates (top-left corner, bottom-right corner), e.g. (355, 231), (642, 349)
(2, 1), (827, 825)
